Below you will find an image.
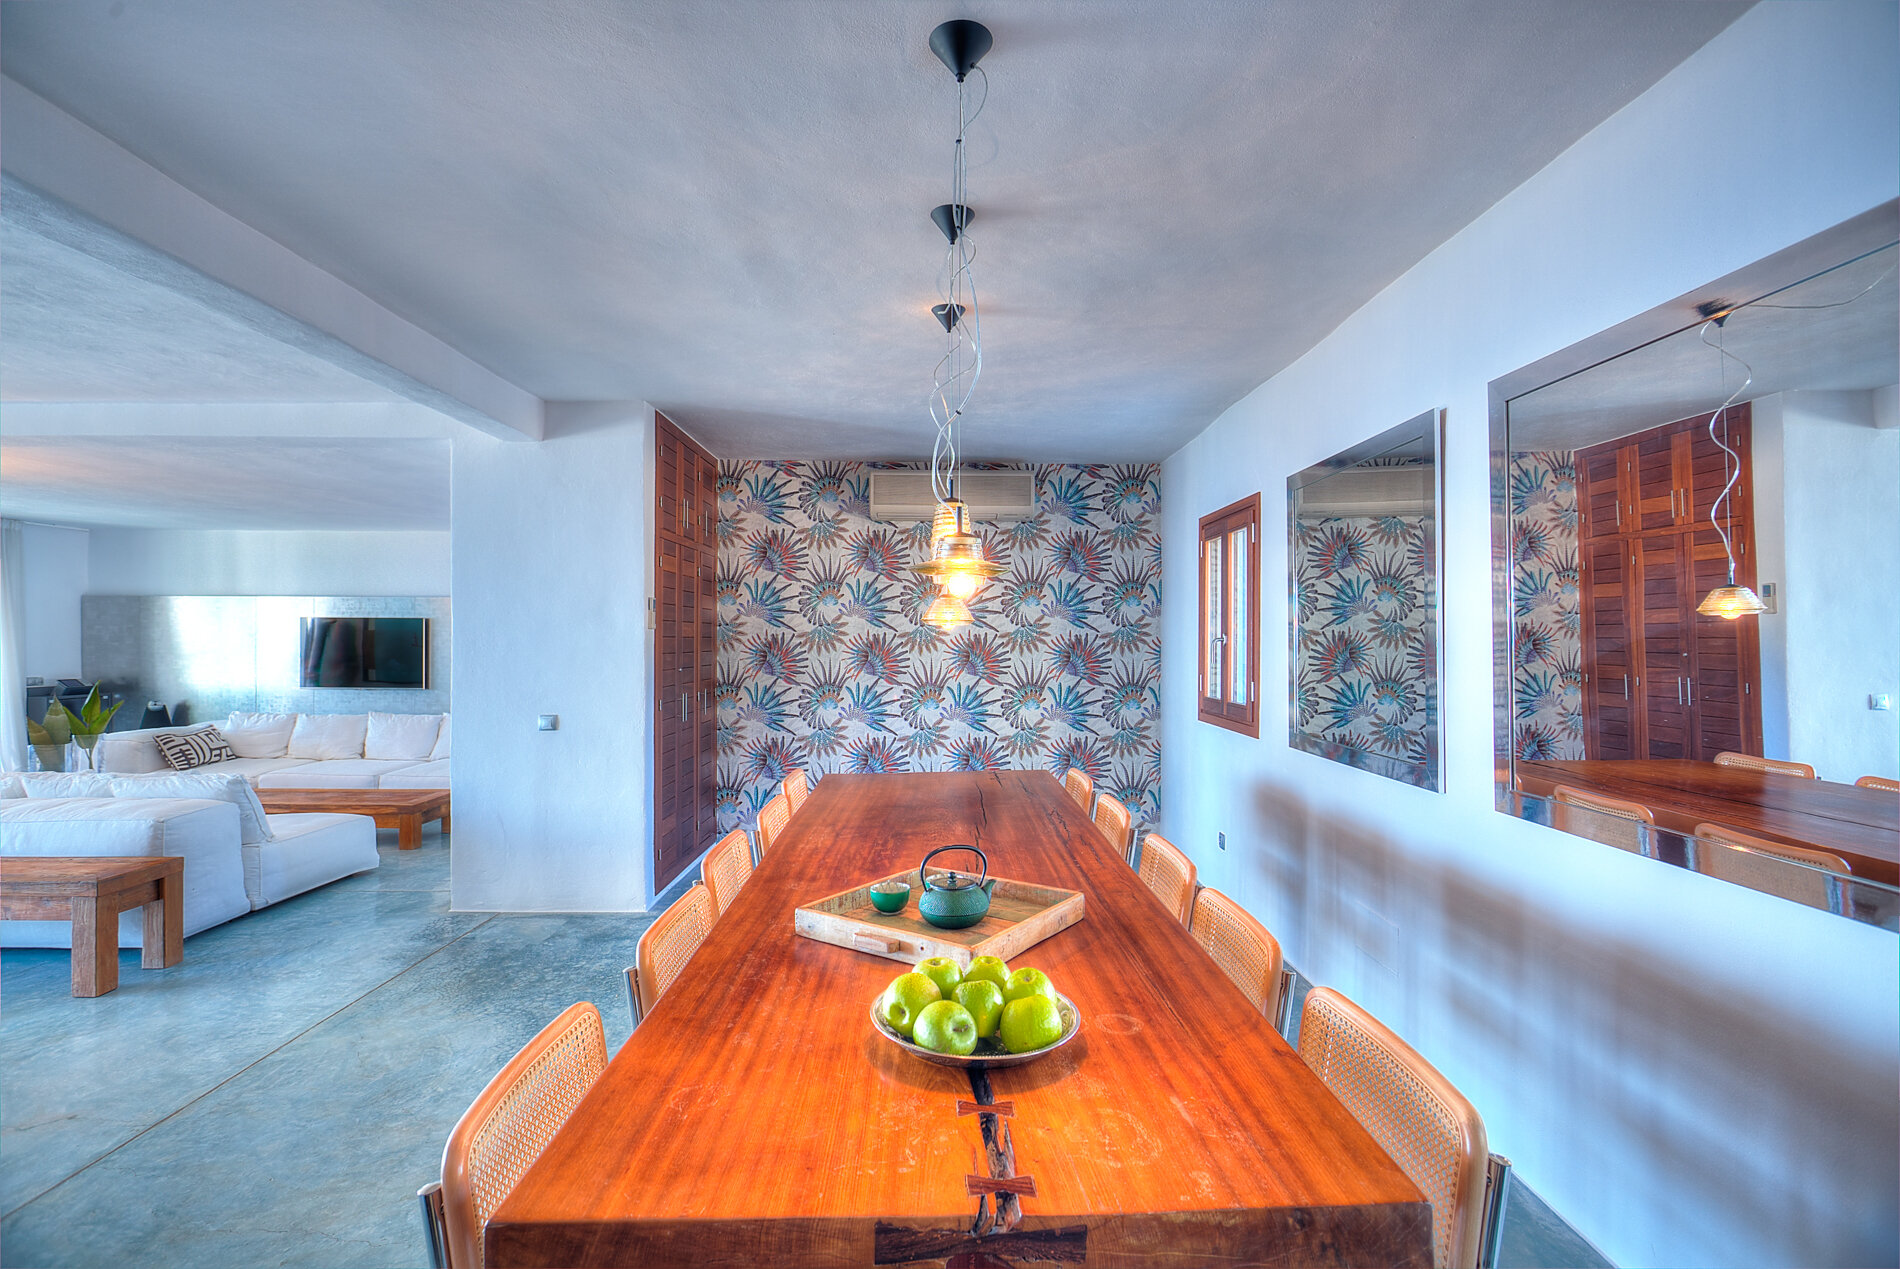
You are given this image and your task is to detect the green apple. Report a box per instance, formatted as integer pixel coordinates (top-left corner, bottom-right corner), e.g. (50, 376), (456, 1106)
(879, 972), (943, 1039)
(999, 995), (1064, 1054)
(963, 954), (1010, 991)
(912, 1000), (979, 1056)
(913, 956), (964, 999)
(1002, 967), (1056, 1004)
(953, 979), (1006, 1039)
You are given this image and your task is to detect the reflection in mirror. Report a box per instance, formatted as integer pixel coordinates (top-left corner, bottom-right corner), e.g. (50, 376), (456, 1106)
(1289, 409), (1443, 791)
(1491, 203), (1899, 928)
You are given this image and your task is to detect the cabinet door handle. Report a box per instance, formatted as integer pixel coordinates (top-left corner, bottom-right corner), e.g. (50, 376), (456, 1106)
(1676, 677), (1683, 705)
(1622, 673), (1629, 699)
(1686, 678), (1693, 707)
(680, 693), (689, 722)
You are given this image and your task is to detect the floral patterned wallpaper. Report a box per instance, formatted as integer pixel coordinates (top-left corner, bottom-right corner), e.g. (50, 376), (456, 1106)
(1291, 509), (1438, 784)
(1509, 451), (1585, 760)
(714, 461), (1162, 839)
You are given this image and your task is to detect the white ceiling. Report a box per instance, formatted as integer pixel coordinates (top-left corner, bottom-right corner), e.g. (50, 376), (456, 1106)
(0, 0), (1750, 463)
(1509, 243), (1899, 451)
(0, 436), (450, 530)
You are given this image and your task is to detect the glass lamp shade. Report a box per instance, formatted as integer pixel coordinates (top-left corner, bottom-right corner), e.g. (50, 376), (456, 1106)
(1696, 584), (1767, 620)
(940, 571), (985, 600)
(930, 499), (964, 545)
(922, 591), (973, 630)
(913, 500), (1005, 590)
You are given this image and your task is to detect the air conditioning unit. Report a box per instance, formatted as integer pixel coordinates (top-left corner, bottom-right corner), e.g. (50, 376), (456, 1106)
(868, 470), (1036, 522)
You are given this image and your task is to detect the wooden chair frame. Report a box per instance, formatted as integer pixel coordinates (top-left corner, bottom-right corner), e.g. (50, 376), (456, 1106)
(418, 1002), (608, 1269)
(1549, 783), (1655, 857)
(1062, 767), (1096, 816)
(1714, 751), (1816, 779)
(1187, 885), (1284, 1022)
(755, 792), (792, 860)
(1136, 833), (1198, 925)
(701, 828), (754, 916)
(1854, 774), (1898, 792)
(1298, 986), (1510, 1269)
(1692, 821), (1848, 915)
(1092, 791), (1132, 863)
(782, 769), (811, 814)
(627, 883), (717, 1025)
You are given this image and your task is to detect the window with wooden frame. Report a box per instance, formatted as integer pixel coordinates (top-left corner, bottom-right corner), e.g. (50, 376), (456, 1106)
(1199, 494), (1260, 736)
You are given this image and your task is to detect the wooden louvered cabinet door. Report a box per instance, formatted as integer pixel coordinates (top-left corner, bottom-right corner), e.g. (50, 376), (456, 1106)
(653, 412), (720, 892)
(1572, 408), (1761, 764)
(1579, 537), (1640, 759)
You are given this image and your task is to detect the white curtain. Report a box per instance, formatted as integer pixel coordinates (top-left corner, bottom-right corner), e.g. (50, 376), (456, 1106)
(0, 520), (28, 771)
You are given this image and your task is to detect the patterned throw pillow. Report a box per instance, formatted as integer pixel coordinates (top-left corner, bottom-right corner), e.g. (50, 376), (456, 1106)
(153, 726), (238, 771)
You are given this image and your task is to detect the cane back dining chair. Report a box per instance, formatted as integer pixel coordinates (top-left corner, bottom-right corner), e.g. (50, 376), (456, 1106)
(1298, 987), (1511, 1269)
(1855, 774), (1899, 792)
(782, 768), (811, 814)
(1187, 885), (1290, 1030)
(1135, 832), (1197, 925)
(1091, 791), (1133, 864)
(1549, 783), (1655, 857)
(1692, 821), (1849, 915)
(701, 828), (754, 916)
(418, 1002), (609, 1269)
(625, 883), (717, 1026)
(754, 792), (793, 860)
(1062, 767), (1095, 814)
(1714, 751), (1816, 779)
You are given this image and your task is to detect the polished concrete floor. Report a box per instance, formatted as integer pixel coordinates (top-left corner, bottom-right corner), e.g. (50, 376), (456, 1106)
(2, 834), (1608, 1268)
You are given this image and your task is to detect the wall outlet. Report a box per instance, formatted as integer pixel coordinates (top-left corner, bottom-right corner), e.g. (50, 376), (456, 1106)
(24, 677), (42, 687)
(1217, 832), (1227, 851)
(1871, 694), (1893, 712)
(537, 714), (560, 731)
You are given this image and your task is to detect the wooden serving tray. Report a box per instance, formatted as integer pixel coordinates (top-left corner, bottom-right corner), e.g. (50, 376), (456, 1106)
(794, 871), (1085, 967)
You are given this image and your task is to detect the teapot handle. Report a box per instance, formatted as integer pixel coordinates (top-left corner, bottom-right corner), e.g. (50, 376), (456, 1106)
(919, 844), (987, 893)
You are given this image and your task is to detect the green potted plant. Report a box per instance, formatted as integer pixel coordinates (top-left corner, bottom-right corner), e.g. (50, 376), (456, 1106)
(55, 684), (123, 771)
(25, 708), (72, 772)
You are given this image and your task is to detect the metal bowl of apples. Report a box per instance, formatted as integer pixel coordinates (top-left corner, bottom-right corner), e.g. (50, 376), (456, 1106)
(869, 960), (1082, 1070)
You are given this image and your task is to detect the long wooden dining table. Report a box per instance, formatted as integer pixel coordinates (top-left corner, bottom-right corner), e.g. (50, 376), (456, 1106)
(486, 771), (1430, 1267)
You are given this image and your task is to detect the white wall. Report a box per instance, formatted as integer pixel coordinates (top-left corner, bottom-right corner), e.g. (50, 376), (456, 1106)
(1753, 389), (1900, 781)
(1159, 6), (1897, 1268)
(86, 529), (450, 596)
(449, 402), (652, 912)
(18, 523), (89, 682)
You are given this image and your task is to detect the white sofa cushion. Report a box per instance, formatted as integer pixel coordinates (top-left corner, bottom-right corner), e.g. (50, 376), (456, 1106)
(378, 759), (450, 790)
(224, 712), (298, 758)
(0, 775), (23, 800)
(20, 772), (115, 798)
(249, 812), (379, 908)
(365, 712), (442, 761)
(200, 757), (316, 782)
(111, 772), (275, 844)
(95, 724), (207, 775)
(0, 797), (250, 946)
(429, 716), (451, 760)
(254, 759), (427, 790)
(287, 714), (368, 760)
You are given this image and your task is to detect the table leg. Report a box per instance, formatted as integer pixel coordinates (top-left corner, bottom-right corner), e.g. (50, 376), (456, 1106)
(144, 872), (183, 969)
(69, 896), (119, 998)
(399, 812), (421, 850)
(439, 809), (451, 835)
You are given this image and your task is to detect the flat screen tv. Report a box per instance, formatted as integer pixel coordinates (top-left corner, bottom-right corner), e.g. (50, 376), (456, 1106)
(299, 617), (430, 689)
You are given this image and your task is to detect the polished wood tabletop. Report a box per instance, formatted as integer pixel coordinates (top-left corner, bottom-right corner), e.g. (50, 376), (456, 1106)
(486, 771), (1430, 1267)
(1518, 759), (1899, 883)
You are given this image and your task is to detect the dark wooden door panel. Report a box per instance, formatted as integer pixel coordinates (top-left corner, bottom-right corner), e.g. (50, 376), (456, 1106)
(1581, 536), (1638, 760)
(654, 412), (719, 891)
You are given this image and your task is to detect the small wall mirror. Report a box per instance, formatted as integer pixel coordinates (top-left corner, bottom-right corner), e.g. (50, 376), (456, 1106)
(1289, 408), (1444, 791)
(1491, 202), (1899, 929)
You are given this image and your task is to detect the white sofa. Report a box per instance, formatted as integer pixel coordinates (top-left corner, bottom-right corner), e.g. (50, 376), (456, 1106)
(0, 784), (379, 949)
(98, 711), (451, 790)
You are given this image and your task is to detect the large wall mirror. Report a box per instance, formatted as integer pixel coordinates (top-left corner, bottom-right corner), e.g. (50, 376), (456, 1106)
(1290, 409), (1444, 791)
(1490, 202), (1898, 929)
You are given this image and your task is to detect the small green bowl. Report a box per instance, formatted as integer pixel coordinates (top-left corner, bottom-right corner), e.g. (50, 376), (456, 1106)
(869, 881), (911, 913)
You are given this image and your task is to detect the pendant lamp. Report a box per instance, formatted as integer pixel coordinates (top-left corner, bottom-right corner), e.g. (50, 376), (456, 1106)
(1694, 309), (1765, 621)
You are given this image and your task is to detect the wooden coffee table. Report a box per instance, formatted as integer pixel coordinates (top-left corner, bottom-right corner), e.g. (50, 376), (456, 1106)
(0, 856), (185, 997)
(255, 788), (451, 850)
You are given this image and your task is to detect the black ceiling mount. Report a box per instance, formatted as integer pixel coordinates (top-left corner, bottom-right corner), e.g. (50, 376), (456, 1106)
(931, 203), (974, 244)
(932, 303), (965, 332)
(929, 20), (992, 81)
(1697, 298), (1738, 325)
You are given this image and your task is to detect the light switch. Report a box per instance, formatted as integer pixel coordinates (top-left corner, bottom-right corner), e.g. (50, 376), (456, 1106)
(1871, 695), (1893, 712)
(538, 714), (560, 731)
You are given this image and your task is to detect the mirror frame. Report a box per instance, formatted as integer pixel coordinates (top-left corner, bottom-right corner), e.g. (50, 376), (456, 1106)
(1289, 407), (1446, 792)
(1488, 200), (1899, 923)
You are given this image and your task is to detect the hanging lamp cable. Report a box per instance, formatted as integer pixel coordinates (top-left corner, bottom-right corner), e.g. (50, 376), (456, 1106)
(1697, 318), (1755, 587)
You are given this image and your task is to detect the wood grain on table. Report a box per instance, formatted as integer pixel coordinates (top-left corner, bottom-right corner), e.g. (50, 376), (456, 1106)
(1518, 759), (1898, 884)
(485, 771), (1430, 1268)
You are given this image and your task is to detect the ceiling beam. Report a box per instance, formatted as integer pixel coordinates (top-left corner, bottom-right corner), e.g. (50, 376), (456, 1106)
(1, 76), (545, 442)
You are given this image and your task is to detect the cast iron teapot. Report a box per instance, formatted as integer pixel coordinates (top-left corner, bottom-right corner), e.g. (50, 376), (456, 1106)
(917, 845), (995, 930)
